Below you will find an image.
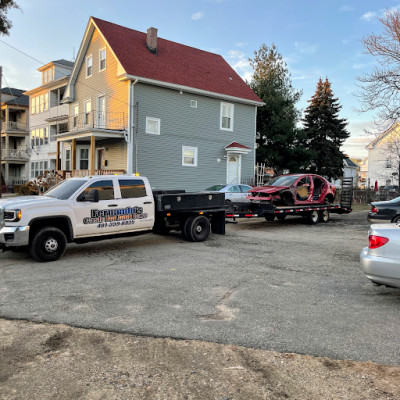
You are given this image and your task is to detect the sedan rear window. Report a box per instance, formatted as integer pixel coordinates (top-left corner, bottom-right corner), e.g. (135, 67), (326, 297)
(205, 185), (226, 191)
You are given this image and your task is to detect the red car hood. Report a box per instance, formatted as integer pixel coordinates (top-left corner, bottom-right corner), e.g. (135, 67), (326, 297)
(250, 185), (289, 194)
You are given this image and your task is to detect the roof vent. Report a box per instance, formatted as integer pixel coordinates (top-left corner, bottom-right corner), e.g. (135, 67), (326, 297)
(146, 27), (158, 54)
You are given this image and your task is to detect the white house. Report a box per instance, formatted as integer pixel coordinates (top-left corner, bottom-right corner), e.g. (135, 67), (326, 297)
(366, 123), (400, 189)
(24, 59), (74, 179)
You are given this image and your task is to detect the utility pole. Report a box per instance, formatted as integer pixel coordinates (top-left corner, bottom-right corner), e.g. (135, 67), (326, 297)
(0, 66), (3, 199)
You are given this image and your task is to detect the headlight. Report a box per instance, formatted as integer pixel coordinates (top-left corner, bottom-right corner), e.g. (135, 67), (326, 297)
(4, 209), (21, 222)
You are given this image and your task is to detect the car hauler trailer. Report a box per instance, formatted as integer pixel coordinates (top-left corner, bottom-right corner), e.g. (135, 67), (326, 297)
(226, 177), (353, 225)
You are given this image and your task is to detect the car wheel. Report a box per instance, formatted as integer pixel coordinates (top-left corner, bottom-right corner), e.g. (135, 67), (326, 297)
(320, 210), (329, 223)
(29, 227), (67, 262)
(264, 215), (275, 221)
(276, 214), (287, 221)
(392, 215), (400, 223)
(306, 210), (320, 225)
(184, 215), (210, 242)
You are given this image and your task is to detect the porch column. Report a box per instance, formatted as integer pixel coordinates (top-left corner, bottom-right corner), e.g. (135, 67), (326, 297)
(56, 140), (60, 170)
(90, 136), (95, 175)
(72, 139), (76, 171)
(5, 134), (9, 155)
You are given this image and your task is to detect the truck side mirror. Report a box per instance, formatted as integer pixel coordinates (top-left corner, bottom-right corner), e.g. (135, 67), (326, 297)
(87, 189), (99, 202)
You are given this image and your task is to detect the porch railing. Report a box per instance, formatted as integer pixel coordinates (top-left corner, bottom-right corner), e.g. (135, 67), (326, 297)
(1, 121), (29, 133)
(1, 149), (29, 160)
(56, 169), (126, 180)
(67, 110), (127, 132)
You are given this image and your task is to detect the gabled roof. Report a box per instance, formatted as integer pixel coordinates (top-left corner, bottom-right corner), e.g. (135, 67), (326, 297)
(225, 141), (251, 150)
(65, 17), (263, 106)
(1, 87), (29, 107)
(367, 122), (400, 149)
(344, 158), (358, 168)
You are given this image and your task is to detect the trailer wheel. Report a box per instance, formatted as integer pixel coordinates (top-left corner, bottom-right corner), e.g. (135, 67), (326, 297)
(276, 214), (287, 221)
(184, 215), (210, 242)
(320, 209), (329, 223)
(29, 227), (67, 262)
(306, 210), (320, 225)
(264, 215), (275, 221)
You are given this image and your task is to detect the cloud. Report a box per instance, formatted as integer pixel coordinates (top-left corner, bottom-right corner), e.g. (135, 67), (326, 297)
(191, 12), (204, 20)
(294, 41), (318, 55)
(339, 5), (355, 12)
(226, 50), (252, 82)
(361, 11), (377, 21)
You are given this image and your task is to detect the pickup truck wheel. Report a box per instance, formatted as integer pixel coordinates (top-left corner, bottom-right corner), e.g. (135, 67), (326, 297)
(184, 215), (210, 242)
(29, 227), (67, 262)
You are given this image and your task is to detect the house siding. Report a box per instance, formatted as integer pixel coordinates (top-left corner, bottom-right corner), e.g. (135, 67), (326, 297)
(133, 83), (255, 191)
(73, 29), (129, 119)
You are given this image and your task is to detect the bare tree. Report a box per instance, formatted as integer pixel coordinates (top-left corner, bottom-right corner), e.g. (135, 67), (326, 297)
(0, 0), (20, 36)
(358, 10), (400, 130)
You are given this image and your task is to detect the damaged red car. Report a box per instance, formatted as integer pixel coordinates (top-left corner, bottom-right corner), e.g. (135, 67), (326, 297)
(247, 174), (336, 206)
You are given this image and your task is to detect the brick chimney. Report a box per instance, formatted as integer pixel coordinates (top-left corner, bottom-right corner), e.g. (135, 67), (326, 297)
(146, 27), (158, 54)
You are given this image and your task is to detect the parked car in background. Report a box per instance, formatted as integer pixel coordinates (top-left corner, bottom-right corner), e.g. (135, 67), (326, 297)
(368, 197), (400, 223)
(360, 223), (400, 288)
(247, 174), (336, 206)
(204, 184), (253, 203)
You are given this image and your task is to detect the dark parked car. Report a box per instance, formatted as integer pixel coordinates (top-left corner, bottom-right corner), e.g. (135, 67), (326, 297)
(247, 174), (336, 206)
(368, 197), (400, 223)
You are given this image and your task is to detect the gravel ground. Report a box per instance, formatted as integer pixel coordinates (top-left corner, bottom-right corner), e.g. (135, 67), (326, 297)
(1, 318), (400, 400)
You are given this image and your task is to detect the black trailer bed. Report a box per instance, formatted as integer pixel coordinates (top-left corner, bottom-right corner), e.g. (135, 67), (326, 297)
(153, 191), (225, 212)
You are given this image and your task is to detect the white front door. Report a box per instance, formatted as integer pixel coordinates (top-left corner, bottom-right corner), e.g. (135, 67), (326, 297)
(227, 154), (241, 184)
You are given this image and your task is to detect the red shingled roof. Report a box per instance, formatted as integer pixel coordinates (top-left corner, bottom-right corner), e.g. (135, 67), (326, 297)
(225, 141), (251, 150)
(92, 17), (262, 104)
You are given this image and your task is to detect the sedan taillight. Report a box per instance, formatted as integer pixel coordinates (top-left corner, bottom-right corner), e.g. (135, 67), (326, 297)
(369, 235), (389, 249)
(371, 206), (378, 213)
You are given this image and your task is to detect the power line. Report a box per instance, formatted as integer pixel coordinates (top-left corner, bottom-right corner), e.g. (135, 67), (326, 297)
(0, 39), (130, 108)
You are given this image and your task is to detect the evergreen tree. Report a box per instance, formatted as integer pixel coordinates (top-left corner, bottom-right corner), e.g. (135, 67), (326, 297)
(249, 44), (311, 174)
(302, 78), (349, 179)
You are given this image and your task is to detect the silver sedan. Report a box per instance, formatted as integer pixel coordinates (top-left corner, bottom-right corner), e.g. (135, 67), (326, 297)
(203, 184), (252, 203)
(360, 223), (400, 288)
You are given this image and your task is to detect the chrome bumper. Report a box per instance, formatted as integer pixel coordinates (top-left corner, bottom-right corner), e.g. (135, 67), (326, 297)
(0, 225), (30, 247)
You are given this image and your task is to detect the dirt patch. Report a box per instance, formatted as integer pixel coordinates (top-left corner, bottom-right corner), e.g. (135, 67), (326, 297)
(1, 318), (399, 400)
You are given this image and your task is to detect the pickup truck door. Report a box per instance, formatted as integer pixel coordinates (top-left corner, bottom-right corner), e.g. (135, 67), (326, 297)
(116, 178), (154, 231)
(73, 178), (123, 237)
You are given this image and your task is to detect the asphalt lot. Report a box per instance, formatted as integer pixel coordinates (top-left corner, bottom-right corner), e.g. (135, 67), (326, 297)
(1, 210), (399, 366)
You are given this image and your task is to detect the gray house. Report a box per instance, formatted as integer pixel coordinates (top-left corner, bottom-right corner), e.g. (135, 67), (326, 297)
(58, 17), (263, 191)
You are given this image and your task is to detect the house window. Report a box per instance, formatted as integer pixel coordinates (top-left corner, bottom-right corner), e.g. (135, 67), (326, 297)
(99, 48), (106, 71)
(182, 146), (198, 167)
(42, 68), (54, 84)
(30, 161), (49, 179)
(146, 117), (160, 135)
(65, 149), (71, 171)
(190, 100), (198, 108)
(86, 55), (93, 78)
(84, 100), (91, 125)
(220, 102), (234, 131)
(79, 148), (89, 170)
(31, 93), (49, 114)
(73, 105), (79, 129)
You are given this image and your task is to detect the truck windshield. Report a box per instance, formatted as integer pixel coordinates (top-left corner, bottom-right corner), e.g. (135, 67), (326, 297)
(43, 179), (86, 200)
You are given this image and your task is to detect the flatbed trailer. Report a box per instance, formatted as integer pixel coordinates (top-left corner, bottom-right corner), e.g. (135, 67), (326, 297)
(226, 177), (353, 225)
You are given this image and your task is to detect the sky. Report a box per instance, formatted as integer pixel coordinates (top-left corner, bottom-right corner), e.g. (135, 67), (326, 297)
(1, 0), (398, 159)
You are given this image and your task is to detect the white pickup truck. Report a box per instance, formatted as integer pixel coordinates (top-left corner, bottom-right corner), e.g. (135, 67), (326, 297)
(0, 175), (226, 262)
